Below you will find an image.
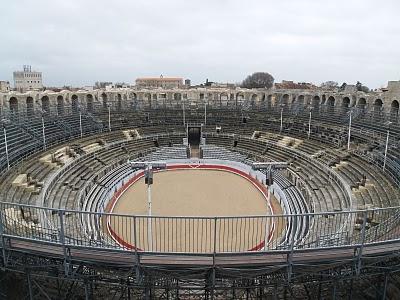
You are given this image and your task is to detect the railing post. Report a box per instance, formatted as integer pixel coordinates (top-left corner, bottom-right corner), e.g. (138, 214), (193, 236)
(210, 217), (217, 300)
(58, 210), (69, 276)
(0, 205), (8, 266)
(133, 216), (141, 283)
(356, 210), (368, 275)
(287, 215), (297, 283)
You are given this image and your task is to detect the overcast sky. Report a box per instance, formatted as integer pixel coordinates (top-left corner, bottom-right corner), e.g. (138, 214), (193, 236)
(0, 0), (399, 89)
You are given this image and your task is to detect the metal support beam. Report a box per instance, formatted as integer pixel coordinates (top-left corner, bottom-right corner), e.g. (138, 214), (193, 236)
(27, 271), (33, 300)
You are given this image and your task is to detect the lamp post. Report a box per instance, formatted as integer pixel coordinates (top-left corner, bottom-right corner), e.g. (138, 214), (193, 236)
(182, 101), (186, 126)
(347, 109), (353, 151)
(41, 112), (46, 150)
(78, 106), (83, 138)
(383, 122), (392, 172)
(1, 119), (10, 170)
(130, 161), (167, 251)
(280, 104), (285, 133)
(308, 106), (313, 139)
(204, 94), (207, 126)
(108, 104), (111, 132)
(251, 162), (288, 250)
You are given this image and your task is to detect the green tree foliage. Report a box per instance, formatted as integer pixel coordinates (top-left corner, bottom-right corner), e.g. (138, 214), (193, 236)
(241, 72), (274, 89)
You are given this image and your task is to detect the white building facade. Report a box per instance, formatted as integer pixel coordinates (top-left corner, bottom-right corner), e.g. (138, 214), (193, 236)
(13, 65), (43, 92)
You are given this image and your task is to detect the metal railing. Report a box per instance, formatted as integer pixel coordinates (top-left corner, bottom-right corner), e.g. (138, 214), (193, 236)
(1, 201), (400, 255)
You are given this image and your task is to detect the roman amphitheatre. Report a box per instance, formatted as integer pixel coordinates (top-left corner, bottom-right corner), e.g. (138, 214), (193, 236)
(0, 82), (399, 298)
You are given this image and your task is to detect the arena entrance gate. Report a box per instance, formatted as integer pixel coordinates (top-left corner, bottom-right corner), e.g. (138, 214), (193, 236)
(187, 124), (203, 158)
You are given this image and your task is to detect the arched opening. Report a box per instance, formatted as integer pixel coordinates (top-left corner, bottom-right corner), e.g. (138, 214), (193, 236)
(374, 99), (383, 111)
(173, 93), (182, 101)
(321, 95), (327, 105)
(267, 95), (273, 110)
(342, 97), (350, 108)
(102, 93), (108, 109)
(341, 97), (350, 114)
(390, 100), (399, 121)
(312, 96), (320, 112)
(281, 94), (289, 107)
(26, 97), (34, 116)
(327, 96), (335, 113)
(373, 99), (383, 120)
(145, 93), (152, 108)
(297, 95), (305, 105)
(57, 96), (64, 116)
(260, 94), (266, 109)
(86, 94), (94, 112)
(327, 96), (335, 107)
(295, 95), (305, 111)
(41, 96), (50, 114)
(9, 97), (18, 115)
(357, 98), (367, 110)
(130, 93), (137, 109)
(250, 94), (258, 108)
(71, 95), (79, 114)
(117, 94), (122, 111)
(220, 93), (229, 101)
(236, 93), (244, 107)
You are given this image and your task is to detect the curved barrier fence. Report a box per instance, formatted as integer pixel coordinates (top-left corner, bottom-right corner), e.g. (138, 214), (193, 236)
(1, 201), (400, 255)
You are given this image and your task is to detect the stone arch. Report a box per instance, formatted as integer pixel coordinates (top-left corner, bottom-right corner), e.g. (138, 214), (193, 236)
(173, 93), (182, 101)
(220, 93), (229, 101)
(117, 94), (122, 111)
(390, 100), (399, 121)
(327, 96), (335, 107)
(297, 95), (305, 105)
(250, 94), (258, 107)
(357, 98), (367, 109)
(26, 97), (34, 116)
(373, 99), (383, 111)
(327, 96), (335, 113)
(236, 93), (245, 100)
(236, 93), (245, 107)
(144, 93), (152, 108)
(342, 97), (350, 108)
(57, 95), (64, 116)
(267, 95), (273, 109)
(9, 97), (18, 114)
(260, 94), (268, 109)
(373, 99), (383, 120)
(101, 93), (108, 109)
(312, 96), (320, 111)
(281, 94), (289, 106)
(86, 94), (94, 112)
(71, 94), (79, 114)
(41, 96), (50, 114)
(321, 95), (327, 105)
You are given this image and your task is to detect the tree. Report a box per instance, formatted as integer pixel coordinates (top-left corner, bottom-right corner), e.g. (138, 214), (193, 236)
(356, 81), (370, 93)
(320, 81), (338, 90)
(339, 82), (347, 91)
(241, 72), (274, 89)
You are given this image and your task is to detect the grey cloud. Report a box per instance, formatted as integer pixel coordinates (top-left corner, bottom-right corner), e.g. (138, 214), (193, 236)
(0, 0), (399, 88)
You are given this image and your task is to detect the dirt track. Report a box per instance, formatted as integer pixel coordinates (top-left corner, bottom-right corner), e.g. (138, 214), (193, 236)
(108, 169), (283, 252)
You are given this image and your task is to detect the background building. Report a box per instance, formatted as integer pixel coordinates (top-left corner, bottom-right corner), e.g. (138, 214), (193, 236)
(13, 65), (43, 92)
(135, 75), (183, 89)
(0, 81), (10, 92)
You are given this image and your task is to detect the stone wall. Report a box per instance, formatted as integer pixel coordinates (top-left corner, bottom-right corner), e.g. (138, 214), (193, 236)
(0, 82), (399, 116)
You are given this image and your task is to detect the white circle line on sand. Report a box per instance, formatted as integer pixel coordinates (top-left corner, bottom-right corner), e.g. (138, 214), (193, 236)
(106, 163), (276, 251)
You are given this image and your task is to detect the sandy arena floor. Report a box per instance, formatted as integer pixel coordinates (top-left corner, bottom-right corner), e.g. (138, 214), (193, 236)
(107, 168), (281, 252)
